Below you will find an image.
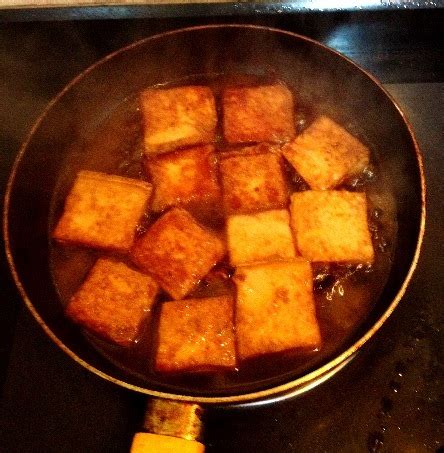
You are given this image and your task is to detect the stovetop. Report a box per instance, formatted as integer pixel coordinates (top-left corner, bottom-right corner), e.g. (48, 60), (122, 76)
(0, 9), (443, 453)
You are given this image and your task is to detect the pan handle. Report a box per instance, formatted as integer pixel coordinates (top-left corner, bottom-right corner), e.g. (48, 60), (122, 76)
(130, 399), (205, 453)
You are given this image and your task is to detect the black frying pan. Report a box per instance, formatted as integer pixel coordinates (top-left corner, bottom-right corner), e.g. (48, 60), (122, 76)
(3, 24), (425, 449)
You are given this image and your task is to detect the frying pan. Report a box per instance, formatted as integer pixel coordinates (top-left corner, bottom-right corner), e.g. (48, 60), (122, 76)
(3, 24), (425, 451)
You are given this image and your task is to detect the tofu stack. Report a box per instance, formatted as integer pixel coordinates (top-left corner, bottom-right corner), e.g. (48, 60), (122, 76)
(52, 81), (376, 376)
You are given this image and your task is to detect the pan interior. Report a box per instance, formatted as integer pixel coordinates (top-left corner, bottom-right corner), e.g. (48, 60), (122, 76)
(48, 71), (396, 397)
(6, 26), (423, 399)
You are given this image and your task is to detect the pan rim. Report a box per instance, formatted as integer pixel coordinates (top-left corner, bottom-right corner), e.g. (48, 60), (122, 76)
(3, 23), (426, 405)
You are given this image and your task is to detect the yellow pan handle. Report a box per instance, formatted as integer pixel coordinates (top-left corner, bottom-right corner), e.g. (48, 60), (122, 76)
(131, 433), (205, 453)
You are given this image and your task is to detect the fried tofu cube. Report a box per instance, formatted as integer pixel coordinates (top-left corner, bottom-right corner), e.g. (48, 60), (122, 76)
(144, 145), (221, 212)
(226, 209), (296, 266)
(220, 152), (288, 214)
(282, 116), (370, 190)
(290, 191), (374, 263)
(53, 171), (152, 253)
(66, 258), (158, 346)
(234, 260), (321, 360)
(140, 86), (217, 155)
(131, 208), (225, 300)
(155, 296), (236, 373)
(223, 85), (296, 144)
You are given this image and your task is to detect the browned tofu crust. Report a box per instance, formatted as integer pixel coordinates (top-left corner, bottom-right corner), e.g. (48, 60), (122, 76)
(226, 209), (296, 266)
(222, 142), (282, 158)
(131, 208), (225, 300)
(222, 84), (295, 144)
(220, 152), (288, 214)
(155, 296), (236, 373)
(290, 191), (374, 263)
(144, 144), (221, 213)
(66, 258), (158, 346)
(234, 260), (321, 360)
(140, 86), (217, 155)
(282, 116), (370, 190)
(53, 171), (152, 253)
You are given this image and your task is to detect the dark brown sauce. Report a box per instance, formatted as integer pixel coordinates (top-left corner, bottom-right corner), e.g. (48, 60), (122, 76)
(50, 73), (397, 395)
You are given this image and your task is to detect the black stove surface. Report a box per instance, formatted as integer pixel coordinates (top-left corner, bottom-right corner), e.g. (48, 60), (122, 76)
(1, 10), (443, 453)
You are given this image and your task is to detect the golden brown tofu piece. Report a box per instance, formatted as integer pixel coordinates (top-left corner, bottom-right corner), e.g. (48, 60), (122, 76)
(234, 260), (321, 360)
(226, 209), (296, 266)
(155, 296), (236, 373)
(290, 191), (374, 263)
(131, 208), (225, 300)
(66, 258), (158, 346)
(144, 144), (221, 212)
(140, 86), (217, 155)
(282, 116), (370, 190)
(223, 85), (296, 144)
(53, 171), (152, 253)
(220, 152), (288, 214)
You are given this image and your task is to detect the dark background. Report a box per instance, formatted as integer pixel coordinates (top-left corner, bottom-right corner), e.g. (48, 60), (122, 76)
(1, 8), (443, 452)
